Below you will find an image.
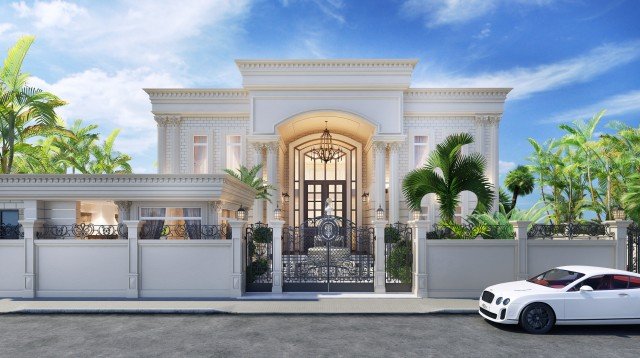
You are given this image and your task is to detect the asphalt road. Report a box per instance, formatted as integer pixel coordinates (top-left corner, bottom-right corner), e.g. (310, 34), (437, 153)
(0, 314), (639, 357)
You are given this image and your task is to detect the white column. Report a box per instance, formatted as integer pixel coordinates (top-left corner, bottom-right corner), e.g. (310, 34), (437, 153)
(229, 219), (247, 297)
(19, 219), (41, 298)
(604, 220), (632, 271)
(124, 220), (144, 298)
(114, 201), (132, 222)
(155, 116), (168, 174)
(373, 220), (388, 293)
(488, 115), (501, 211)
(511, 221), (531, 280)
(409, 219), (428, 298)
(252, 144), (264, 223)
(265, 142), (279, 222)
(169, 116), (182, 174)
(208, 201), (222, 226)
(269, 219), (284, 293)
(373, 141), (387, 220)
(388, 143), (400, 223)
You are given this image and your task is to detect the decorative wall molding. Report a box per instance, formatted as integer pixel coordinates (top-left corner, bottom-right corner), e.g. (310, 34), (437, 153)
(145, 89), (249, 100)
(474, 113), (503, 125)
(404, 88), (511, 102)
(235, 59), (418, 72)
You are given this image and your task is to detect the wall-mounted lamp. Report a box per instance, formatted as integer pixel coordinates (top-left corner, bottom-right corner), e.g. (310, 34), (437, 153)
(282, 192), (290, 204)
(274, 205), (282, 221)
(361, 192), (369, 203)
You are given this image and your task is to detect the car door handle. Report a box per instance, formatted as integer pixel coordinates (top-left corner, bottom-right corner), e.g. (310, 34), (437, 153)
(618, 293), (629, 297)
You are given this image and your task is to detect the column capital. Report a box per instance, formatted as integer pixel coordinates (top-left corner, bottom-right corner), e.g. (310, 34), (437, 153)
(265, 141), (279, 153)
(474, 113), (502, 126)
(372, 141), (387, 154)
(208, 201), (223, 212)
(114, 201), (132, 210)
(388, 142), (401, 153)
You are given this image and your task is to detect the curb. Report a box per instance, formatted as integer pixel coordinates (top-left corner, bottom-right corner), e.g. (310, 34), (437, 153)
(2, 308), (478, 315)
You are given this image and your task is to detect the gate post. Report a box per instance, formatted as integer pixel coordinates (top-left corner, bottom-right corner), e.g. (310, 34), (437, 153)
(604, 220), (632, 271)
(373, 220), (388, 293)
(229, 219), (247, 297)
(18, 219), (41, 298)
(511, 221), (531, 281)
(124, 220), (144, 299)
(269, 219), (285, 293)
(409, 219), (428, 298)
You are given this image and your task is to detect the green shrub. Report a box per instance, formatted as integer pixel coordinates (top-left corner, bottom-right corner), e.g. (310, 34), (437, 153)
(246, 258), (269, 283)
(384, 226), (401, 243)
(387, 240), (412, 283)
(253, 226), (272, 243)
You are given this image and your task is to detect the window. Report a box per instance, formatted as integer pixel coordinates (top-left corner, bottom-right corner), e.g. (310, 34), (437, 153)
(0, 210), (19, 226)
(528, 268), (585, 289)
(629, 276), (640, 289)
(226, 135), (242, 171)
(414, 135), (429, 168)
(193, 135), (208, 174)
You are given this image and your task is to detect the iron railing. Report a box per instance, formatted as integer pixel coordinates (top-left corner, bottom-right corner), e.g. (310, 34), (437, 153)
(527, 223), (613, 240)
(426, 223), (514, 240)
(0, 223), (23, 240)
(138, 223), (228, 240)
(245, 222), (273, 291)
(36, 223), (128, 240)
(628, 222), (639, 273)
(385, 222), (413, 291)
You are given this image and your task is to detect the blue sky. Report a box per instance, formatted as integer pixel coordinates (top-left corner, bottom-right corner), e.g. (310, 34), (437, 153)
(1, 0), (639, 204)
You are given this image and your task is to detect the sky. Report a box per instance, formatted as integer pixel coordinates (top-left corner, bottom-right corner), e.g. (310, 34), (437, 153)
(1, 0), (639, 207)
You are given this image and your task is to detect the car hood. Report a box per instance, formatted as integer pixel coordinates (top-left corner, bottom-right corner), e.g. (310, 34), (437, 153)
(485, 280), (555, 298)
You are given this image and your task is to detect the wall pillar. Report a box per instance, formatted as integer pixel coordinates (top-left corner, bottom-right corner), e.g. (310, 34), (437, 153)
(511, 221), (531, 280)
(19, 219), (42, 298)
(269, 219), (284, 293)
(372, 141), (387, 219)
(409, 219), (428, 298)
(167, 116), (182, 174)
(388, 143), (400, 223)
(265, 142), (279, 222)
(228, 219), (247, 297)
(373, 220), (388, 293)
(155, 116), (168, 174)
(208, 201), (222, 225)
(604, 220), (632, 271)
(124, 220), (144, 298)
(114, 201), (132, 223)
(251, 143), (264, 223)
(488, 116), (501, 211)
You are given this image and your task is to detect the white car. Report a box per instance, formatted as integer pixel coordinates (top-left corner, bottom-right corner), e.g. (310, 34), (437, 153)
(479, 265), (640, 333)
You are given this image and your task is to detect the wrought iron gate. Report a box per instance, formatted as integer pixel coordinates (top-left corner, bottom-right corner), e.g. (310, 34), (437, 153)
(629, 222), (639, 273)
(282, 215), (374, 292)
(246, 222), (273, 292)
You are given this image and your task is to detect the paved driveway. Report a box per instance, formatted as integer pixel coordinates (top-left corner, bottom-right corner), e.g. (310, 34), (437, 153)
(0, 314), (638, 357)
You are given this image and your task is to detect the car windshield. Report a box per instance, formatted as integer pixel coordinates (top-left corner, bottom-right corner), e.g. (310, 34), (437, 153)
(527, 269), (585, 289)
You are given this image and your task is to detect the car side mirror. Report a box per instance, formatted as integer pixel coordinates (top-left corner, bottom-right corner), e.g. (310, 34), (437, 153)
(580, 285), (593, 292)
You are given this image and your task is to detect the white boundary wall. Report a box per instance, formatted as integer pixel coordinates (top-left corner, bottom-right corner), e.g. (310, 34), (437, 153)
(0, 240), (24, 296)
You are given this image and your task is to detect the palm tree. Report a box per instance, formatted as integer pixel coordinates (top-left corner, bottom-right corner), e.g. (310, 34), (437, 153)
(622, 174), (640, 222)
(52, 119), (99, 174)
(88, 129), (132, 174)
(224, 164), (275, 202)
(0, 35), (66, 173)
(402, 133), (494, 222)
(504, 165), (535, 210)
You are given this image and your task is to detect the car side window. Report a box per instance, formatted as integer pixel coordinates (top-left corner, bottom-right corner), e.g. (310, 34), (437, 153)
(629, 276), (640, 289)
(571, 275), (604, 291)
(610, 275), (629, 290)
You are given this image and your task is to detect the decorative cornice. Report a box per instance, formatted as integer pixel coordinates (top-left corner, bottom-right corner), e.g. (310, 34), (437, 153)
(404, 88), (512, 101)
(474, 113), (502, 125)
(144, 89), (249, 101)
(235, 59), (418, 72)
(0, 174), (228, 185)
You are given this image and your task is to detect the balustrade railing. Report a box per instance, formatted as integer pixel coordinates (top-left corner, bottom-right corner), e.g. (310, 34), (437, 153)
(138, 223), (229, 240)
(0, 224), (23, 240)
(36, 223), (128, 240)
(527, 223), (613, 240)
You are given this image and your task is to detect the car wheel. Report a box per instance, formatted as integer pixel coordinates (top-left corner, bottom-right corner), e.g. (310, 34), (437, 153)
(520, 303), (555, 334)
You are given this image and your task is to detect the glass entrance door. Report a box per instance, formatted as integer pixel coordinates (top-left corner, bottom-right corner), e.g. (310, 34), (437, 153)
(304, 180), (346, 222)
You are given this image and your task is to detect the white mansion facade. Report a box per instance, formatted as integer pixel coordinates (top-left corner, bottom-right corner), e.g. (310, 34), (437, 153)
(146, 59), (509, 226)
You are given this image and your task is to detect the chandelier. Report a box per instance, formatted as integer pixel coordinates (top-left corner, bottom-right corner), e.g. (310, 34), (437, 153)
(308, 121), (346, 163)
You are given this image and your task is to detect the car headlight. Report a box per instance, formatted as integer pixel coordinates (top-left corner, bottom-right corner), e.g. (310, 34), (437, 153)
(496, 297), (503, 305)
(503, 298), (510, 305)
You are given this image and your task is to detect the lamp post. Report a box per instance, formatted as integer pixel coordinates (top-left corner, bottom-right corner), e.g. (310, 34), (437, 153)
(236, 205), (246, 221)
(412, 209), (421, 221)
(274, 205), (282, 221)
(612, 206), (626, 221)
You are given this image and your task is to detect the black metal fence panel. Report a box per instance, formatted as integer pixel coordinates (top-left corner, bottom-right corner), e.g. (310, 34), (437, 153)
(628, 223), (639, 273)
(138, 223), (228, 240)
(0, 223), (22, 240)
(385, 222), (412, 292)
(37, 223), (128, 240)
(245, 222), (273, 292)
(527, 223), (613, 240)
(282, 215), (374, 292)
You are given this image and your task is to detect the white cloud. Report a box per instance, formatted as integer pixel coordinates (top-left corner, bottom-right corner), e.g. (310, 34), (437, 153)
(418, 41), (640, 100)
(11, 0), (87, 29)
(499, 160), (516, 174)
(474, 23), (491, 39)
(0, 23), (14, 35)
(29, 67), (184, 156)
(9, 0), (251, 68)
(402, 0), (554, 27)
(542, 90), (640, 124)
